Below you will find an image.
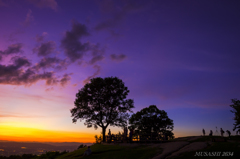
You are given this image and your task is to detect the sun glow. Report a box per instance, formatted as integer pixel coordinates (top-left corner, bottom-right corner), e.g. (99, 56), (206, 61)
(0, 125), (95, 143)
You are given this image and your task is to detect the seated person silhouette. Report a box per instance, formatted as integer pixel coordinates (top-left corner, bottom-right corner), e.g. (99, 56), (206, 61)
(83, 146), (92, 156)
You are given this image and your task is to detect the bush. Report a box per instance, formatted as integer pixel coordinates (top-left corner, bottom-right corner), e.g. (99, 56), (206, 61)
(95, 134), (103, 143)
(78, 144), (87, 149)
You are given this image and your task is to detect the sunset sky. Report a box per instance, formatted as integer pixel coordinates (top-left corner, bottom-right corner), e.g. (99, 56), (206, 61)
(0, 0), (240, 143)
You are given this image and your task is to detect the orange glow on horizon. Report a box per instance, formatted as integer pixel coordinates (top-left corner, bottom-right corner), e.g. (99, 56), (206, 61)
(0, 125), (95, 143)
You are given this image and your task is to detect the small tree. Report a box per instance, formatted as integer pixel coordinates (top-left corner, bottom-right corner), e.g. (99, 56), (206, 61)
(71, 77), (134, 142)
(129, 105), (174, 139)
(230, 99), (240, 132)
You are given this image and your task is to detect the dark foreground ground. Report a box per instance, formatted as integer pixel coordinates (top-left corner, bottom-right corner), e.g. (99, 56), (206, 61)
(56, 135), (240, 159)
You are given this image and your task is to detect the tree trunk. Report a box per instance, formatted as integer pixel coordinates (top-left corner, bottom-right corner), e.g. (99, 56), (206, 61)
(102, 127), (106, 143)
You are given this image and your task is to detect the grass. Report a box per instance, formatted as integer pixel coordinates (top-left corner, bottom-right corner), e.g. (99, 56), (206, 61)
(56, 144), (162, 159)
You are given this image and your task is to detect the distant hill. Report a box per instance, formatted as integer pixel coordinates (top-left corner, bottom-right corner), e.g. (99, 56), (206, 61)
(44, 142), (93, 147)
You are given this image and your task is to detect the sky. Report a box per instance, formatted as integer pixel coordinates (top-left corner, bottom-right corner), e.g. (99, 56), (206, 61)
(0, 0), (240, 143)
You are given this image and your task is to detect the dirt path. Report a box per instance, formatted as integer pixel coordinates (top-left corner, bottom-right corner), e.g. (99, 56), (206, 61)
(166, 142), (208, 158)
(151, 141), (189, 159)
(151, 140), (209, 159)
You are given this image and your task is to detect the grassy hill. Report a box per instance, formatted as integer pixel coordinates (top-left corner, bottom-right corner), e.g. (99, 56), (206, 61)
(56, 144), (162, 159)
(55, 136), (240, 159)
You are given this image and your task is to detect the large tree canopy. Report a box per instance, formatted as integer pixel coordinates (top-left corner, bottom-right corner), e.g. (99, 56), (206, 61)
(129, 105), (174, 139)
(70, 77), (134, 142)
(230, 99), (240, 132)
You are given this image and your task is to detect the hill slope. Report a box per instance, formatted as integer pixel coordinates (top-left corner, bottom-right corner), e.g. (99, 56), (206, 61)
(56, 136), (240, 159)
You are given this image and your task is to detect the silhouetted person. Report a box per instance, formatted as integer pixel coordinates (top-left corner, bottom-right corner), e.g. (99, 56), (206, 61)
(209, 130), (213, 136)
(129, 129), (133, 143)
(108, 129), (112, 143)
(226, 130), (231, 138)
(220, 128), (225, 137)
(202, 129), (205, 136)
(124, 127), (128, 137)
(83, 146), (92, 156)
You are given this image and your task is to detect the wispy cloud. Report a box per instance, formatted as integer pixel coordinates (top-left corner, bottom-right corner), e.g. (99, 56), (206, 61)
(83, 65), (101, 84)
(33, 57), (67, 71)
(0, 43), (23, 55)
(33, 41), (56, 56)
(60, 73), (72, 87)
(22, 9), (34, 27)
(27, 0), (58, 11)
(35, 32), (48, 42)
(110, 53), (126, 62)
(95, 0), (146, 37)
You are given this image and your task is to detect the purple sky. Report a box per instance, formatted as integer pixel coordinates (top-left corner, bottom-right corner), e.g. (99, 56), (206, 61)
(0, 0), (240, 141)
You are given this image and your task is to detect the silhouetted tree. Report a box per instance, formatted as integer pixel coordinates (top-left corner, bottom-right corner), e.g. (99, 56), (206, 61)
(71, 77), (134, 142)
(230, 99), (240, 132)
(129, 105), (174, 139)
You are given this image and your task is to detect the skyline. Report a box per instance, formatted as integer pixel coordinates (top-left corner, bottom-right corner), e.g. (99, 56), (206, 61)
(0, 0), (240, 142)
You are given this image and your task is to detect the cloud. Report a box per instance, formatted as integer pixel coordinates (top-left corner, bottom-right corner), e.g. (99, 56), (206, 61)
(33, 57), (67, 71)
(94, 15), (122, 31)
(28, 0), (58, 11)
(60, 73), (72, 87)
(0, 43), (71, 87)
(110, 53), (126, 62)
(8, 10), (34, 41)
(23, 9), (34, 27)
(45, 87), (54, 91)
(0, 63), (58, 86)
(0, 43), (23, 55)
(0, 56), (65, 86)
(89, 55), (104, 65)
(88, 44), (105, 65)
(35, 32), (48, 42)
(73, 83), (77, 87)
(61, 21), (90, 62)
(33, 41), (56, 56)
(95, 1), (145, 31)
(83, 65), (101, 84)
(11, 56), (31, 68)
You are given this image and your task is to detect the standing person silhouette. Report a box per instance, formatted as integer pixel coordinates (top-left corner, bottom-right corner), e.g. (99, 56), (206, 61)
(108, 129), (112, 143)
(202, 129), (205, 136)
(209, 130), (213, 136)
(226, 130), (231, 138)
(220, 128), (225, 137)
(129, 128), (133, 143)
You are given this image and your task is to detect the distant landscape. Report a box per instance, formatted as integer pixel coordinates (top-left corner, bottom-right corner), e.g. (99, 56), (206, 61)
(0, 141), (92, 157)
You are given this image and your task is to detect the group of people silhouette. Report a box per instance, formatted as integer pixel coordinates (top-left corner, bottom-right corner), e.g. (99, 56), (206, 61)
(202, 127), (231, 138)
(108, 127), (134, 143)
